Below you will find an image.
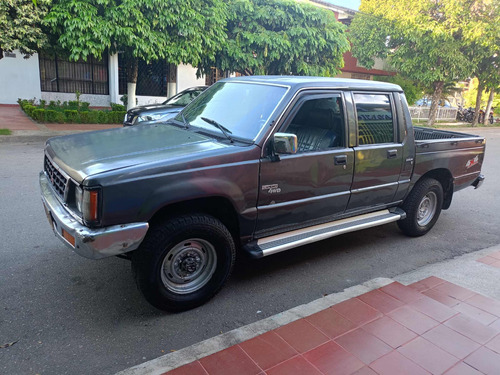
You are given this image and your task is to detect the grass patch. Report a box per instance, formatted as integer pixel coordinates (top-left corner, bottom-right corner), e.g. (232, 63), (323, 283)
(0, 129), (12, 135)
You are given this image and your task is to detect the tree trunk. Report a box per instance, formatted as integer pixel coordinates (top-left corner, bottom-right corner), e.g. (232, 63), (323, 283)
(483, 89), (494, 125)
(471, 79), (484, 127)
(127, 57), (139, 110)
(427, 81), (444, 127)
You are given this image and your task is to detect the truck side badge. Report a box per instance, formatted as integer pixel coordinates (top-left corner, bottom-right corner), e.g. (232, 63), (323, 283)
(262, 184), (281, 194)
(466, 155), (479, 169)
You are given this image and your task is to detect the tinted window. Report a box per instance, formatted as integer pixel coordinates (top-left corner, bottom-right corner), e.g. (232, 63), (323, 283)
(285, 96), (345, 152)
(354, 93), (394, 145)
(178, 82), (288, 140)
(164, 88), (205, 106)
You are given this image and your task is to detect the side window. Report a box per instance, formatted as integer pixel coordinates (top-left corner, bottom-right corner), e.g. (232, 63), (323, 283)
(284, 96), (345, 152)
(354, 93), (394, 145)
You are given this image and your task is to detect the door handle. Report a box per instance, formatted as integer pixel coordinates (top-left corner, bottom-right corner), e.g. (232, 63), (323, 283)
(387, 149), (398, 159)
(334, 155), (347, 165)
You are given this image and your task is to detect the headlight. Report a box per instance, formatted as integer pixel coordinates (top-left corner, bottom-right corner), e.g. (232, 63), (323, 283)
(139, 113), (168, 122)
(75, 186), (101, 224)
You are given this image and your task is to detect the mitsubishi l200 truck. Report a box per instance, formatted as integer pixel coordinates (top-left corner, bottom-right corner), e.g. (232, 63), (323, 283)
(40, 77), (485, 311)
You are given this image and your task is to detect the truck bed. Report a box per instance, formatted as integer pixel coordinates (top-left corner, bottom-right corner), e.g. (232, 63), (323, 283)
(412, 127), (485, 193)
(414, 126), (479, 141)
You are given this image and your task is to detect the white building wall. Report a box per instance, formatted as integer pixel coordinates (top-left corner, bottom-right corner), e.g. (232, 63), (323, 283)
(0, 50), (42, 104)
(177, 64), (206, 92)
(41, 92), (111, 107)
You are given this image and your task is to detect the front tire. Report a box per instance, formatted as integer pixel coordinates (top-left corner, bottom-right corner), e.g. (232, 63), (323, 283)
(398, 178), (444, 237)
(132, 214), (236, 312)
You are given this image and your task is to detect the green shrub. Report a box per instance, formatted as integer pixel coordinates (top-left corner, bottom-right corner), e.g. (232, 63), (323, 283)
(79, 111), (92, 123)
(64, 110), (80, 123)
(67, 101), (79, 110)
(19, 100), (30, 110)
(88, 111), (99, 123)
(47, 101), (58, 110)
(39, 100), (46, 109)
(110, 111), (126, 123)
(46, 110), (65, 123)
(110, 102), (126, 112)
(32, 109), (46, 122)
(24, 105), (36, 117)
(80, 102), (90, 111)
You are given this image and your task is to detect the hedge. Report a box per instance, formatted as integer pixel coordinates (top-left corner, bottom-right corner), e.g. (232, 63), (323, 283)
(18, 98), (125, 124)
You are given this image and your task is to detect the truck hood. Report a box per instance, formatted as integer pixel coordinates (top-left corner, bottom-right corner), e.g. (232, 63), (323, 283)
(46, 124), (226, 183)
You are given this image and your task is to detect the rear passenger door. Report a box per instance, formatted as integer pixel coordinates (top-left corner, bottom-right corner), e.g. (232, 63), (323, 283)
(256, 92), (354, 237)
(346, 92), (404, 212)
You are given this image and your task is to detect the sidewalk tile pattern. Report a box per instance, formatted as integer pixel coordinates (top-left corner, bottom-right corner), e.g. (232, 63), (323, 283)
(477, 250), (500, 268)
(162, 277), (500, 375)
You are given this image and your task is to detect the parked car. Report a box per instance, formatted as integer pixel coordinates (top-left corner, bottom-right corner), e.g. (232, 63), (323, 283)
(40, 77), (485, 312)
(123, 86), (207, 126)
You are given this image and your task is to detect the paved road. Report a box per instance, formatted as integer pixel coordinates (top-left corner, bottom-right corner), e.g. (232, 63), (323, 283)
(1, 128), (499, 375)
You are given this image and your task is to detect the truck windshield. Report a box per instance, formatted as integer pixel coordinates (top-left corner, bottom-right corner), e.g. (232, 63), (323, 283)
(175, 81), (288, 140)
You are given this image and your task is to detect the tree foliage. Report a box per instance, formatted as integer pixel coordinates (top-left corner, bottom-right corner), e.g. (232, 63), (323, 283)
(349, 0), (499, 125)
(374, 74), (424, 106)
(199, 0), (350, 77)
(46, 0), (228, 107)
(0, 0), (50, 59)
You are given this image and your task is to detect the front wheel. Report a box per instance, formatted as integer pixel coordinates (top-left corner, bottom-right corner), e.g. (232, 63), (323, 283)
(398, 178), (444, 237)
(132, 214), (236, 312)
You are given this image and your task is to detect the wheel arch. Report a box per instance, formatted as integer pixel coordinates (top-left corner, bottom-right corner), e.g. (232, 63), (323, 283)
(148, 197), (241, 242)
(414, 169), (454, 209)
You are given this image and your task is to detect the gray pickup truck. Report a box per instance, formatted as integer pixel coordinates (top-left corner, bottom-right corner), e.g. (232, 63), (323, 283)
(40, 76), (485, 311)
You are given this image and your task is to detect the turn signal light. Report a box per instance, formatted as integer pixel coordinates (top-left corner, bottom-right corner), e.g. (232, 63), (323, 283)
(62, 229), (75, 247)
(82, 188), (101, 224)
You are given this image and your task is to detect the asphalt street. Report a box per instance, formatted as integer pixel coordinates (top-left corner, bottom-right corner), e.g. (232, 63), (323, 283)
(1, 128), (499, 375)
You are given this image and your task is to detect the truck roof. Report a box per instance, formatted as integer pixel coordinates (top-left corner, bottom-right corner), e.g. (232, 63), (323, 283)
(221, 75), (403, 92)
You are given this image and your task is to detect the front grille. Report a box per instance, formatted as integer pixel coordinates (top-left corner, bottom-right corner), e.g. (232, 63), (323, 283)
(44, 156), (68, 199)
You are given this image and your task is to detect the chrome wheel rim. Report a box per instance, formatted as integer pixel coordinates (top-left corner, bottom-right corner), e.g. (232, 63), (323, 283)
(417, 191), (437, 226)
(161, 239), (217, 294)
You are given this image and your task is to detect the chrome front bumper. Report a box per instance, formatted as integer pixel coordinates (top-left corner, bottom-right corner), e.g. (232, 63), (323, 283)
(39, 172), (149, 259)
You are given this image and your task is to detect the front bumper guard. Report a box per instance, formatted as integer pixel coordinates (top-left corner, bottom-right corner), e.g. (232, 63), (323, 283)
(40, 172), (149, 259)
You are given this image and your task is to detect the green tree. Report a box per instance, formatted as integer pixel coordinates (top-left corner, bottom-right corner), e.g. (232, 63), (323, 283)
(46, 0), (228, 108)
(374, 74), (424, 106)
(350, 0), (497, 126)
(0, 0), (50, 60)
(199, 0), (349, 77)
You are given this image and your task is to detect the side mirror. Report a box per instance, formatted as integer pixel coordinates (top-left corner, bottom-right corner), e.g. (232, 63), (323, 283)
(273, 133), (297, 154)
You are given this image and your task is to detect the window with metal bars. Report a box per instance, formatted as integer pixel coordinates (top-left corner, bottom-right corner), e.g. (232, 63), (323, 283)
(39, 53), (109, 95)
(118, 54), (174, 97)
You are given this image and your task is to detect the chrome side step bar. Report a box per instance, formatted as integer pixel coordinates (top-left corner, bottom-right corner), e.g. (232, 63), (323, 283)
(245, 208), (406, 258)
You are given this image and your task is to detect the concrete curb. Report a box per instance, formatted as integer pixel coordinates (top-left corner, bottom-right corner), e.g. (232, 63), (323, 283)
(115, 277), (394, 375)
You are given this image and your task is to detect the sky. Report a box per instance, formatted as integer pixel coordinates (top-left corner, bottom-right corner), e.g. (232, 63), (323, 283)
(322, 0), (361, 11)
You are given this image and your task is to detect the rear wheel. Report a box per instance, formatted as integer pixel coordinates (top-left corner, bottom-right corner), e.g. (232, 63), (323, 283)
(132, 214), (236, 312)
(398, 178), (444, 237)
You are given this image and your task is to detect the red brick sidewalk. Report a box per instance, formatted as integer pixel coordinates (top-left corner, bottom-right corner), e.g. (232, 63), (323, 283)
(0, 104), (39, 130)
(0, 104), (121, 132)
(165, 277), (500, 375)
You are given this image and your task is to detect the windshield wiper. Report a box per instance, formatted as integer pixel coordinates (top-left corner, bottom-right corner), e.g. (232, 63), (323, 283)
(201, 117), (233, 143)
(180, 112), (190, 129)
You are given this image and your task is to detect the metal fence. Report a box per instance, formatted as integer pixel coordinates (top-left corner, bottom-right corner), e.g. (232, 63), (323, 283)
(409, 106), (458, 121)
(118, 55), (176, 97)
(39, 53), (109, 95)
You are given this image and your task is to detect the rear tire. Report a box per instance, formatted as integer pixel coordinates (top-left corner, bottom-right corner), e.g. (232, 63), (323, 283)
(398, 178), (443, 237)
(132, 214), (235, 312)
